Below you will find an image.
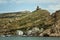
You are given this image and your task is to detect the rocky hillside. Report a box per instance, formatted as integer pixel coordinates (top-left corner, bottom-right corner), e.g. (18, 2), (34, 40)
(0, 6), (60, 36)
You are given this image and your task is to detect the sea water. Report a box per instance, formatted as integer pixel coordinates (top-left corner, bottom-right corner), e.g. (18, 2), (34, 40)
(0, 37), (60, 40)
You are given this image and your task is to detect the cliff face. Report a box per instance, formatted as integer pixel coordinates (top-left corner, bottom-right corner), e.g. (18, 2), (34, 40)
(51, 10), (60, 36)
(41, 10), (60, 37)
(52, 10), (60, 30)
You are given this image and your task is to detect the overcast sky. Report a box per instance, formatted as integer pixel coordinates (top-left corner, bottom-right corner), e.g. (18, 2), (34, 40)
(0, 0), (60, 13)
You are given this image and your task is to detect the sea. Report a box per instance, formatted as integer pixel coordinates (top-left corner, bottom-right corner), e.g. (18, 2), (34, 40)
(0, 36), (60, 40)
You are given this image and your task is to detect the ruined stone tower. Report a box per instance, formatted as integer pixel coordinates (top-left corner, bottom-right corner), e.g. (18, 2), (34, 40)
(36, 6), (41, 10)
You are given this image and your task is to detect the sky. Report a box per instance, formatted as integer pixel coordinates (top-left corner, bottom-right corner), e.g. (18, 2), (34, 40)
(0, 0), (60, 13)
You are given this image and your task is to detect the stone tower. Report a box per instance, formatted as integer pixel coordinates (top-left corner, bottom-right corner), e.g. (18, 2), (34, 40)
(36, 6), (41, 10)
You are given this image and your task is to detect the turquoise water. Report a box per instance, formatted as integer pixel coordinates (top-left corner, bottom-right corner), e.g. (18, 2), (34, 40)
(0, 37), (60, 40)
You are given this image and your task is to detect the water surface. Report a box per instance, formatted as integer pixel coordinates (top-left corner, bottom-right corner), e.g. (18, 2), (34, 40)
(0, 37), (60, 40)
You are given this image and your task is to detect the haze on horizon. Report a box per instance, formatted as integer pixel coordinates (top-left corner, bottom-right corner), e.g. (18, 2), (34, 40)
(0, 0), (60, 13)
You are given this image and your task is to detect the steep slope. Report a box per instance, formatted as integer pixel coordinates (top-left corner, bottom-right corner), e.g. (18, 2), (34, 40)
(43, 10), (60, 36)
(51, 10), (60, 33)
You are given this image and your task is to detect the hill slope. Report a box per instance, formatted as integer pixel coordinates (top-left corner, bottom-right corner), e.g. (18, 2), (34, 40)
(0, 8), (53, 35)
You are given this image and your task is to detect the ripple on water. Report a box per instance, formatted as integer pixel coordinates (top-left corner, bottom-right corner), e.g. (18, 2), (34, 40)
(0, 37), (60, 40)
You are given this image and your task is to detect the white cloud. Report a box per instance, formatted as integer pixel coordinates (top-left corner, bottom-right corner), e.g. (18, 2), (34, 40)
(0, 0), (60, 4)
(0, 0), (8, 3)
(48, 5), (60, 11)
(10, 0), (60, 4)
(41, 4), (60, 13)
(50, 5), (60, 9)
